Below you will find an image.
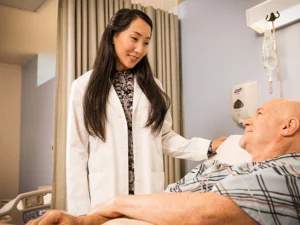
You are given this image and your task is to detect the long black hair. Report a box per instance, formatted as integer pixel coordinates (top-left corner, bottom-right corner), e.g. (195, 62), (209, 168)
(83, 8), (170, 141)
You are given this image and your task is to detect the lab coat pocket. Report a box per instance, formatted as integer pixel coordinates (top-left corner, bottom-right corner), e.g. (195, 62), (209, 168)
(151, 171), (165, 193)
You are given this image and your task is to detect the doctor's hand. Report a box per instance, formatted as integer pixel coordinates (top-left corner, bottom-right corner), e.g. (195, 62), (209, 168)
(26, 210), (109, 225)
(211, 136), (227, 153)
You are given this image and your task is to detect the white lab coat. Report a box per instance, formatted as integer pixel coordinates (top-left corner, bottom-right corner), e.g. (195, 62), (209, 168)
(66, 70), (211, 215)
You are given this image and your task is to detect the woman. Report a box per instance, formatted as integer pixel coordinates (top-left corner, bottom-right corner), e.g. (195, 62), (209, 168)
(66, 8), (226, 215)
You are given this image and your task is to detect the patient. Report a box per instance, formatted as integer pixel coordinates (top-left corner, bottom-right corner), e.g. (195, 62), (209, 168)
(27, 98), (300, 225)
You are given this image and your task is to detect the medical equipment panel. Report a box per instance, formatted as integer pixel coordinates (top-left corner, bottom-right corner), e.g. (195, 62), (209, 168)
(0, 189), (51, 225)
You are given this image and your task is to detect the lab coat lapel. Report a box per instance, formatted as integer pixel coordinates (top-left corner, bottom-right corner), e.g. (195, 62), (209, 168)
(132, 77), (142, 115)
(108, 85), (124, 115)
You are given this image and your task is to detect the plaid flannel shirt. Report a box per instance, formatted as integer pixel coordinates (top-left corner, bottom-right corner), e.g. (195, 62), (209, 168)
(165, 153), (300, 225)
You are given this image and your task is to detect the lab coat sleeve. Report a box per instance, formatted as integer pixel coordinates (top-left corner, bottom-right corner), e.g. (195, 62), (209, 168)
(161, 110), (210, 161)
(154, 78), (210, 161)
(66, 79), (91, 215)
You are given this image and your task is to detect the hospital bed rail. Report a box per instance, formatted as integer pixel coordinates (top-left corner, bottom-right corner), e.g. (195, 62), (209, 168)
(0, 189), (51, 225)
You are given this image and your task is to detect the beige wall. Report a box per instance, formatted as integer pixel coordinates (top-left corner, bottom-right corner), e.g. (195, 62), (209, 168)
(0, 63), (21, 199)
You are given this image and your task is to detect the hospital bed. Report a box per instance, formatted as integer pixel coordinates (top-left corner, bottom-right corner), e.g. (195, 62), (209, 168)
(0, 189), (51, 225)
(0, 135), (250, 225)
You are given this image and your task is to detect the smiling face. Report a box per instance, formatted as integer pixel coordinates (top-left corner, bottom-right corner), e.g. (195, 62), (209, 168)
(239, 99), (285, 154)
(240, 99), (300, 161)
(113, 17), (151, 72)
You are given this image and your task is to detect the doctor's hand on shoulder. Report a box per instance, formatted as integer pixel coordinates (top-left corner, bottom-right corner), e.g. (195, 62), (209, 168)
(211, 136), (227, 153)
(26, 210), (109, 225)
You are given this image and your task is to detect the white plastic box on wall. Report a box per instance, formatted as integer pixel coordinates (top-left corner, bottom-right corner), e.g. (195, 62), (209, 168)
(231, 81), (259, 124)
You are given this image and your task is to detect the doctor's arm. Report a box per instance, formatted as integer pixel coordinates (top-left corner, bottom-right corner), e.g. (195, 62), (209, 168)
(90, 192), (259, 225)
(66, 79), (91, 215)
(154, 78), (226, 160)
(161, 109), (226, 160)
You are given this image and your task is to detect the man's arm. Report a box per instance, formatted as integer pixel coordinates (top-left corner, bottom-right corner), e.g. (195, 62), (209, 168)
(26, 210), (109, 225)
(91, 192), (259, 225)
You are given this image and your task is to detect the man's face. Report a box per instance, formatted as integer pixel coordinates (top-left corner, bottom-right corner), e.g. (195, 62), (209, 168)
(239, 100), (283, 153)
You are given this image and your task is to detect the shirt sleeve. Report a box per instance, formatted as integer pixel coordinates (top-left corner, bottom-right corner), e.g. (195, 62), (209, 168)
(165, 160), (221, 192)
(154, 78), (211, 161)
(66, 79), (91, 215)
(211, 165), (300, 225)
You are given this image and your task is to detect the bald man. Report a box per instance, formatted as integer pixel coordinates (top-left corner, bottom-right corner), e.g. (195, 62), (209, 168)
(27, 99), (300, 225)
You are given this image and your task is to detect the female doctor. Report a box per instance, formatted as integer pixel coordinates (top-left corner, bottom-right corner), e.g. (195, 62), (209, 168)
(66, 8), (226, 216)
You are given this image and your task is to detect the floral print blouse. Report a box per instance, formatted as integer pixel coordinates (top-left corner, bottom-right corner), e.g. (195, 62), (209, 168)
(112, 70), (135, 194)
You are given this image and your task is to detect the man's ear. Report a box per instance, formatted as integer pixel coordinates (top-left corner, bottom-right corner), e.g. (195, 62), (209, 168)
(280, 117), (300, 136)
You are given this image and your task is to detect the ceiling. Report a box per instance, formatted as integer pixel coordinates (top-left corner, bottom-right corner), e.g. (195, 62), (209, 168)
(0, 0), (49, 12)
(0, 0), (58, 65)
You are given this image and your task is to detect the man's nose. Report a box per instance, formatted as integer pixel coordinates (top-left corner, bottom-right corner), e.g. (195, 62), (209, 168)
(242, 117), (252, 127)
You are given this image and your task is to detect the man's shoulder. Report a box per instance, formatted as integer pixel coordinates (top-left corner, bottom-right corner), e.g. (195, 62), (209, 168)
(260, 153), (300, 169)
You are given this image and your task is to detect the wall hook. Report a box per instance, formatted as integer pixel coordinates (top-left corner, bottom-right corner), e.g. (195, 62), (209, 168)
(265, 11), (280, 22)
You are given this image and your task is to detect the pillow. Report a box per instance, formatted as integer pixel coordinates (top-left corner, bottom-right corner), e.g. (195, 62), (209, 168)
(210, 135), (252, 165)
